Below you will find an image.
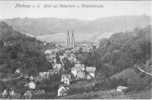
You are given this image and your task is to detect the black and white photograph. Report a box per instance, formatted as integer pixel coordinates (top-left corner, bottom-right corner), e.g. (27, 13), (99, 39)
(0, 0), (151, 99)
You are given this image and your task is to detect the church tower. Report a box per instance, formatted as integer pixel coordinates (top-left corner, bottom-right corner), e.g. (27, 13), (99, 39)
(66, 30), (75, 48)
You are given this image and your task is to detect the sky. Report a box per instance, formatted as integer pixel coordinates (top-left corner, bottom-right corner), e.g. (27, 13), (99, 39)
(0, 1), (151, 20)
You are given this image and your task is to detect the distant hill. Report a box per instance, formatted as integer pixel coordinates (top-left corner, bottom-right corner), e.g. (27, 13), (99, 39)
(3, 15), (151, 42)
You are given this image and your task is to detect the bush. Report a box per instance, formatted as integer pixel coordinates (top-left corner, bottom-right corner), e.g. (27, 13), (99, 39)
(127, 76), (150, 91)
(101, 78), (127, 90)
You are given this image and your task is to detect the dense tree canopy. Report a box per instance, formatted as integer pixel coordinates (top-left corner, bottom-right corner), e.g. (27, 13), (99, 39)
(82, 25), (151, 77)
(0, 21), (50, 77)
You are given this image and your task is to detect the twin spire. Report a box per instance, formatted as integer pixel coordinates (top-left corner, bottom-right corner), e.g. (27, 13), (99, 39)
(66, 30), (75, 48)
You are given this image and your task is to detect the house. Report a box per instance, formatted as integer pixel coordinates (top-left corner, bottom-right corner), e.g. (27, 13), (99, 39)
(86, 67), (96, 79)
(72, 47), (81, 53)
(29, 81), (36, 89)
(86, 75), (92, 80)
(15, 69), (21, 74)
(71, 62), (85, 79)
(58, 85), (69, 96)
(76, 71), (86, 80)
(71, 66), (86, 80)
(68, 54), (77, 63)
(39, 72), (50, 80)
(82, 47), (90, 53)
(59, 55), (65, 65)
(34, 89), (45, 95)
(44, 49), (52, 55)
(23, 90), (32, 99)
(74, 63), (85, 71)
(1, 89), (8, 97)
(25, 81), (36, 90)
(65, 50), (71, 55)
(29, 76), (34, 80)
(116, 86), (128, 93)
(36, 70), (56, 82)
(9, 88), (15, 96)
(61, 74), (72, 85)
(44, 49), (57, 61)
(53, 63), (62, 72)
(71, 67), (78, 77)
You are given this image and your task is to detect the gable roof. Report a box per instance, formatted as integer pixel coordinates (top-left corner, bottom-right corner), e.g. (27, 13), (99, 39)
(86, 67), (96, 72)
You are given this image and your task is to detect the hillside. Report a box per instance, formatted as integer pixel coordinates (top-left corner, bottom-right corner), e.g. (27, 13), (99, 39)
(3, 15), (151, 42)
(0, 21), (50, 80)
(65, 25), (151, 99)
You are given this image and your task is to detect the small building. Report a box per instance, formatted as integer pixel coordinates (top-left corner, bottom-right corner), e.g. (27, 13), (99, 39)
(86, 75), (92, 80)
(15, 69), (21, 74)
(71, 47), (79, 53)
(25, 81), (36, 90)
(9, 88), (15, 96)
(61, 74), (72, 85)
(44, 49), (57, 61)
(23, 90), (32, 99)
(116, 86), (128, 93)
(71, 67), (86, 80)
(1, 89), (8, 97)
(71, 63), (85, 79)
(44, 49), (52, 55)
(59, 55), (65, 65)
(67, 54), (77, 63)
(86, 67), (96, 79)
(34, 89), (45, 95)
(71, 67), (78, 77)
(58, 85), (69, 96)
(53, 63), (62, 72)
(39, 72), (50, 80)
(82, 47), (91, 53)
(76, 71), (86, 80)
(74, 63), (85, 71)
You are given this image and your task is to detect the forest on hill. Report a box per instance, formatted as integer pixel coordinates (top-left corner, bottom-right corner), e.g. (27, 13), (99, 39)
(81, 25), (151, 77)
(0, 21), (50, 75)
(0, 22), (55, 94)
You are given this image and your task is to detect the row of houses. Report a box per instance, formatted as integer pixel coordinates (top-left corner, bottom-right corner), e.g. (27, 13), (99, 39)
(1, 46), (96, 98)
(44, 46), (97, 97)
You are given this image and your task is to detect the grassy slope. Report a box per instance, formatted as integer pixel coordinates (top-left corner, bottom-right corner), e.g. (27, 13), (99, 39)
(58, 68), (151, 99)
(59, 87), (151, 99)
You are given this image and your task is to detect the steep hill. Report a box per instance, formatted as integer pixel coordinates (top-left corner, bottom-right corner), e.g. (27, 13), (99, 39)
(0, 21), (49, 76)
